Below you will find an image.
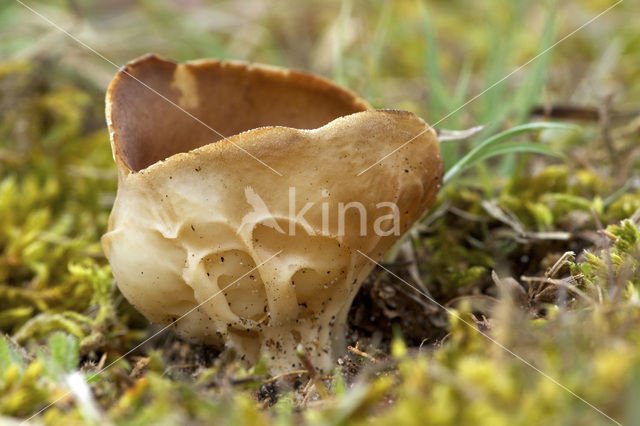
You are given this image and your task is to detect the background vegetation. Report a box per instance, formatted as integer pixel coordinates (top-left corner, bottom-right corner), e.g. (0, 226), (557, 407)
(1, 0), (640, 424)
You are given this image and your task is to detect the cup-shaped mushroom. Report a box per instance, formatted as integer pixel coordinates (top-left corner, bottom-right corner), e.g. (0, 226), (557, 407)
(102, 54), (443, 373)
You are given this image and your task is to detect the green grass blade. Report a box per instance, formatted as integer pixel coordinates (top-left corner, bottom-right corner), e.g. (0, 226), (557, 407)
(420, 1), (458, 169)
(453, 58), (473, 109)
(515, 0), (557, 124)
(365, 1), (393, 100)
(498, 0), (557, 176)
(332, 0), (353, 86)
(443, 122), (577, 185)
(0, 335), (22, 374)
(466, 122), (575, 162)
(471, 142), (564, 164)
(49, 331), (79, 375)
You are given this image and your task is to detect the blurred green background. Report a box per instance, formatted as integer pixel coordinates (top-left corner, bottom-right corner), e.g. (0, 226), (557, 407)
(3, 0), (638, 124)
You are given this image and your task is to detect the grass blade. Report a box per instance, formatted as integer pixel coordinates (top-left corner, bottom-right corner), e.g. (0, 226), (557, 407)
(443, 122), (577, 185)
(470, 142), (564, 164)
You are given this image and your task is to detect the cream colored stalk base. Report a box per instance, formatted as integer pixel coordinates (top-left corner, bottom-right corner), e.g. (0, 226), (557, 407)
(102, 55), (443, 373)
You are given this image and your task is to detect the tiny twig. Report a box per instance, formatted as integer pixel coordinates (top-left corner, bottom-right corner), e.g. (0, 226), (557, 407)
(590, 208), (617, 300)
(129, 357), (150, 378)
(599, 229), (618, 241)
(530, 104), (639, 121)
(436, 124), (486, 142)
(521, 275), (583, 284)
(300, 378), (314, 406)
(263, 369), (308, 384)
(96, 352), (107, 371)
(598, 93), (618, 165)
(546, 251), (576, 278)
(399, 240), (435, 301)
(230, 376), (269, 386)
(348, 343), (377, 363)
